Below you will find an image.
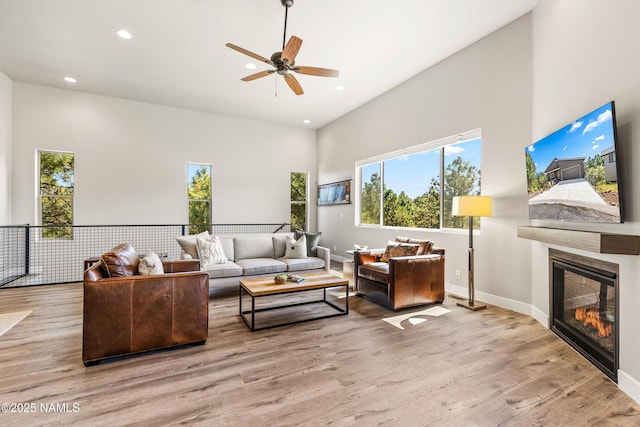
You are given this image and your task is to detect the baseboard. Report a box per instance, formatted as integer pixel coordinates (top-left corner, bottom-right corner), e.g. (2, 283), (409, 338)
(618, 370), (640, 404)
(331, 254), (349, 263)
(530, 305), (549, 328)
(447, 284), (531, 316)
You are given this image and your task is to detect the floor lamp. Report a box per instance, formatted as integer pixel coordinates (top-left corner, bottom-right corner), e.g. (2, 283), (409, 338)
(452, 195), (492, 311)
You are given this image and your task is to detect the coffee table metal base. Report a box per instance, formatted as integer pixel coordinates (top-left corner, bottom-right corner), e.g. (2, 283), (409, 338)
(239, 285), (349, 331)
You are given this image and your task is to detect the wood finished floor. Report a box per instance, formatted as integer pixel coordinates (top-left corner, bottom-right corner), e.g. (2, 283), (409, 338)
(1, 281), (639, 426)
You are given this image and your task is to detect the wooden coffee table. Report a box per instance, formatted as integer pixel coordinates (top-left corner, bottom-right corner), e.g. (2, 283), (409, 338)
(239, 272), (349, 331)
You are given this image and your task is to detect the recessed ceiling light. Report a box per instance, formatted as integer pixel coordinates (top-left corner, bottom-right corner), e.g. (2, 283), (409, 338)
(245, 63), (257, 70)
(116, 29), (132, 40)
(336, 85), (345, 91)
(303, 119), (311, 124)
(64, 76), (77, 83)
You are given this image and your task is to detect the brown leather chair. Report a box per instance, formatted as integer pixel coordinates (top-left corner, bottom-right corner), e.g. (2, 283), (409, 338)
(354, 237), (445, 311)
(83, 244), (209, 366)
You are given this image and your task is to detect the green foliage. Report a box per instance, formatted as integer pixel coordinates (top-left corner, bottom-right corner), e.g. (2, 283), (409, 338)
(584, 155), (605, 189)
(40, 152), (74, 239)
(359, 155), (481, 230)
(290, 172), (307, 202)
(360, 172), (381, 225)
(290, 172), (307, 231)
(443, 156), (480, 229)
(525, 151), (538, 192)
(188, 166), (211, 234)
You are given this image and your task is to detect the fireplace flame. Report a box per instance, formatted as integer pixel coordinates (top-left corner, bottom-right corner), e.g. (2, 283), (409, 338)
(575, 307), (612, 338)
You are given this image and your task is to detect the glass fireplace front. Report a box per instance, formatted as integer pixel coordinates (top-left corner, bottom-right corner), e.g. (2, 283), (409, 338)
(550, 250), (618, 382)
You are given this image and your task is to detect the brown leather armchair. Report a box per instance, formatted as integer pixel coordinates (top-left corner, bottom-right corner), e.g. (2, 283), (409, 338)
(83, 244), (209, 366)
(354, 237), (445, 311)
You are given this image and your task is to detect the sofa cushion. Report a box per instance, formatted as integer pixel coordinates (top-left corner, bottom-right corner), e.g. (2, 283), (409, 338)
(196, 236), (227, 267)
(101, 243), (139, 278)
(358, 262), (389, 284)
(235, 258), (286, 275)
(273, 234), (290, 258)
(138, 250), (164, 275)
(380, 241), (420, 262)
(294, 230), (322, 257)
(234, 236), (274, 260)
(284, 235), (307, 259)
(217, 236), (235, 261)
(175, 231), (210, 259)
(279, 257), (325, 272)
(201, 261), (243, 278)
(395, 236), (434, 255)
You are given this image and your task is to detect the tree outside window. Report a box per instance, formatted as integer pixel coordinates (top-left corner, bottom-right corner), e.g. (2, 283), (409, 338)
(360, 164), (381, 225)
(291, 172), (308, 231)
(357, 134), (482, 231)
(39, 151), (74, 239)
(187, 164), (211, 234)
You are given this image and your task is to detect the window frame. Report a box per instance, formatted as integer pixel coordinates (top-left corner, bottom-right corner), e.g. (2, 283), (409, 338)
(290, 171), (309, 231)
(37, 149), (75, 240)
(187, 163), (212, 234)
(355, 129), (482, 231)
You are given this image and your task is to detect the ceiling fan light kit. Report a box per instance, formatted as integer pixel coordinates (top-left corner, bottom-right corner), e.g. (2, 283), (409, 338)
(225, 0), (339, 96)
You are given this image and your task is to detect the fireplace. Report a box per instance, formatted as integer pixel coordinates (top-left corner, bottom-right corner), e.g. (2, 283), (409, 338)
(549, 249), (619, 381)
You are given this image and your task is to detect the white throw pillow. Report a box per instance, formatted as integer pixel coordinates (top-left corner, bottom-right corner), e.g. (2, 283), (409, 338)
(284, 235), (307, 259)
(138, 250), (164, 275)
(196, 236), (228, 268)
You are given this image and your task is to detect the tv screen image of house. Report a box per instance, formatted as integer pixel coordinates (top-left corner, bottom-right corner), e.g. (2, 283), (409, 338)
(525, 101), (622, 223)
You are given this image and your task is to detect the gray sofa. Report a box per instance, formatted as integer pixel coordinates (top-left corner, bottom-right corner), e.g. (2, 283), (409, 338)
(179, 233), (330, 287)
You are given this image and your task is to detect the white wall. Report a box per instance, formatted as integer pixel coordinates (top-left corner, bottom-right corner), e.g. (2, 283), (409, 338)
(317, 14), (533, 309)
(0, 71), (11, 224)
(532, 0), (640, 399)
(11, 83), (317, 229)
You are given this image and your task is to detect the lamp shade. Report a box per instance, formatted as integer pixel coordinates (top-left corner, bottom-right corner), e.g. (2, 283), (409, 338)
(452, 196), (493, 217)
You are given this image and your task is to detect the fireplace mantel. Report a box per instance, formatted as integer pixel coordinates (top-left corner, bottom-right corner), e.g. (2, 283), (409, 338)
(517, 226), (640, 255)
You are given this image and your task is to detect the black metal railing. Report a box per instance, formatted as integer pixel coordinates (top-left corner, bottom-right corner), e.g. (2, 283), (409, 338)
(0, 223), (291, 288)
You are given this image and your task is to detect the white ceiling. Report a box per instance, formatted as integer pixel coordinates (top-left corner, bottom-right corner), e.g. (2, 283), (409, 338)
(0, 0), (539, 129)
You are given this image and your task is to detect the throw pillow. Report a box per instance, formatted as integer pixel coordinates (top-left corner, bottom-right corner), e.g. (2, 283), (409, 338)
(101, 243), (139, 277)
(138, 250), (164, 275)
(380, 241), (420, 262)
(395, 237), (434, 255)
(284, 235), (307, 259)
(294, 230), (322, 257)
(175, 231), (210, 259)
(196, 236), (228, 268)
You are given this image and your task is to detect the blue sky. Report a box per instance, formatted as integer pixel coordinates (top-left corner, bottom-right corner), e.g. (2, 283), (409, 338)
(362, 138), (482, 199)
(527, 102), (615, 174)
(187, 163), (211, 185)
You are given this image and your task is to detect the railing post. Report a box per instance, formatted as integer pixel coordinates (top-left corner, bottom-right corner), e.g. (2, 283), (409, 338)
(25, 224), (30, 275)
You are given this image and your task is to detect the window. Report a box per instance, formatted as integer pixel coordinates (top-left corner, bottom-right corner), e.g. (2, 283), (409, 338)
(356, 130), (482, 230)
(290, 172), (308, 231)
(39, 150), (74, 239)
(187, 163), (212, 234)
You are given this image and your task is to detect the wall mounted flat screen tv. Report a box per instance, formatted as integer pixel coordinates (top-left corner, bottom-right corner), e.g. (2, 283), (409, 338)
(525, 101), (622, 223)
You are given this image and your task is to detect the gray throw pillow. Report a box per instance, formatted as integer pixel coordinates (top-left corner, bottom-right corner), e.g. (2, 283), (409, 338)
(294, 230), (322, 257)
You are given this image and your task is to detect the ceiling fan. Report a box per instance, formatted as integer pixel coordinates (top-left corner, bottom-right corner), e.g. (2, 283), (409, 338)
(225, 0), (339, 96)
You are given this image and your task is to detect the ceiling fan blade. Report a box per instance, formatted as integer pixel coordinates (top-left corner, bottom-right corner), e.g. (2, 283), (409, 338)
(283, 73), (304, 95)
(225, 43), (273, 65)
(293, 66), (340, 78)
(241, 70), (275, 82)
(281, 35), (302, 65)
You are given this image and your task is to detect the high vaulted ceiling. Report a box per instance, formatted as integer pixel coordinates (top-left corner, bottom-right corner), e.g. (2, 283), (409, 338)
(0, 0), (538, 129)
